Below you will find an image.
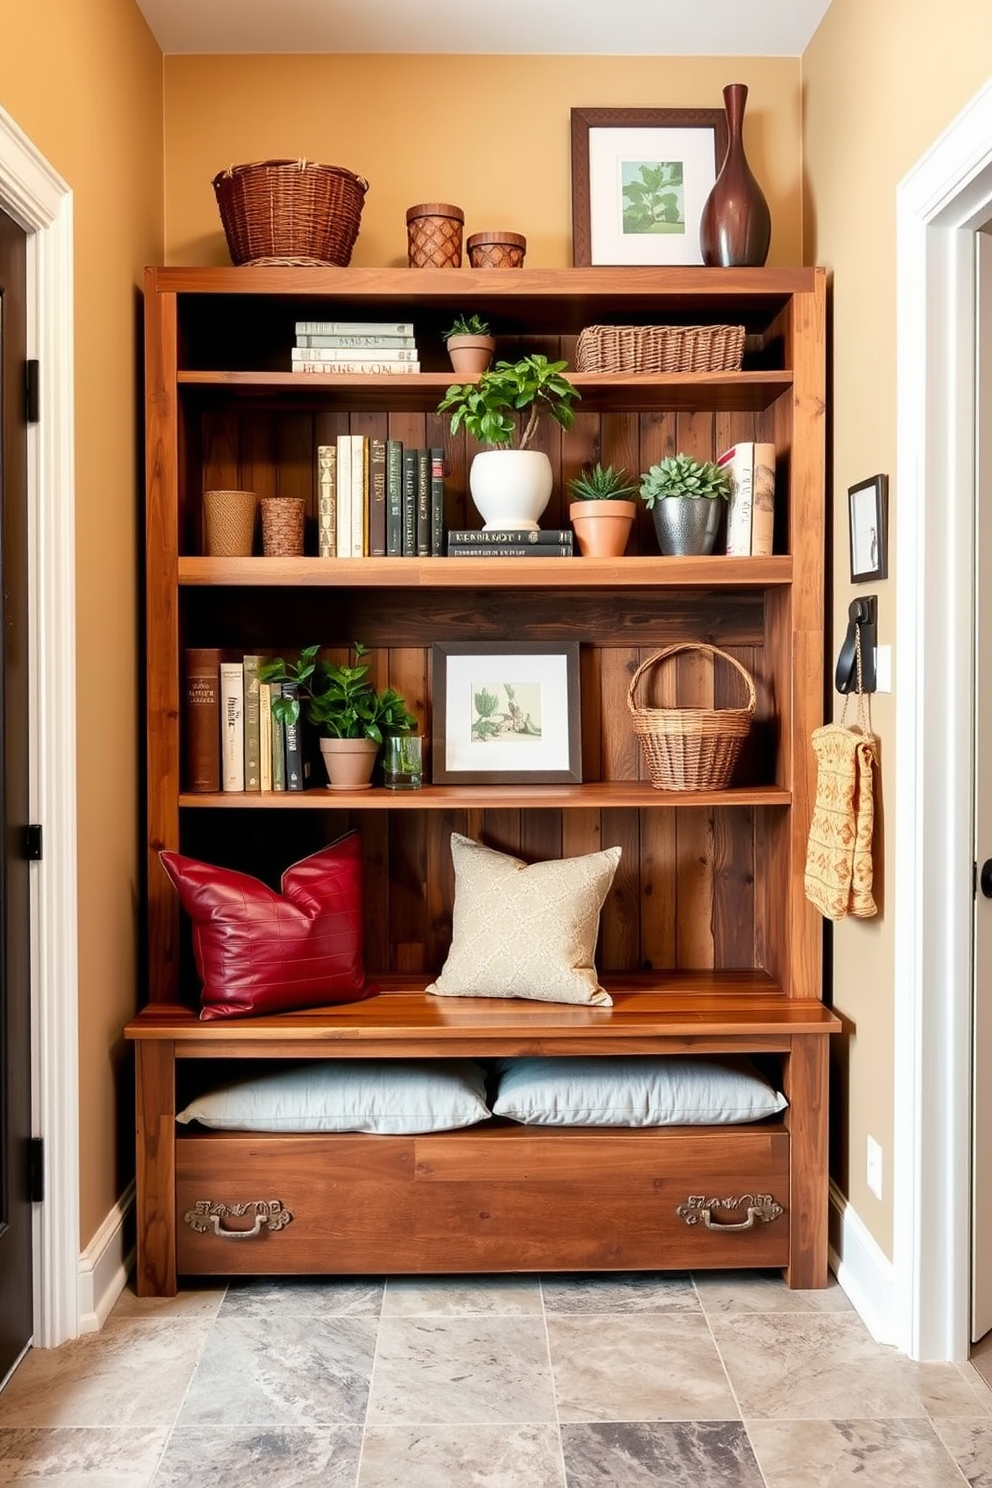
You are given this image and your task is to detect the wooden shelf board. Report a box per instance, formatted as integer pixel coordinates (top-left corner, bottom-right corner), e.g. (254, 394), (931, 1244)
(177, 369), (792, 414)
(126, 975), (842, 1054)
(151, 263), (816, 312)
(179, 782), (789, 810)
(178, 554), (792, 589)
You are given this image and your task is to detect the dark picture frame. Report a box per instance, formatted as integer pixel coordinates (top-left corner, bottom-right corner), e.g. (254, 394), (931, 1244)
(432, 641), (582, 785)
(848, 474), (888, 582)
(570, 106), (728, 268)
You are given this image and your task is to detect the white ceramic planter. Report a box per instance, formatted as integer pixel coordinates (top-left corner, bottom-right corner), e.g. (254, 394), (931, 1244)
(469, 449), (553, 532)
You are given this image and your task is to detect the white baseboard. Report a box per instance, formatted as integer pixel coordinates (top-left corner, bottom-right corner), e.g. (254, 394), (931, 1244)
(76, 1183), (134, 1334)
(829, 1180), (898, 1347)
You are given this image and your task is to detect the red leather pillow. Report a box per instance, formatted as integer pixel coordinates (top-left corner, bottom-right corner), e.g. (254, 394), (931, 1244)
(159, 832), (374, 1020)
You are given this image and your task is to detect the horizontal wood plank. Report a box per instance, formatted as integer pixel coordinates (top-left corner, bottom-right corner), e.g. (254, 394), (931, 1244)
(127, 979), (841, 1058)
(179, 783), (791, 810)
(179, 555), (792, 589)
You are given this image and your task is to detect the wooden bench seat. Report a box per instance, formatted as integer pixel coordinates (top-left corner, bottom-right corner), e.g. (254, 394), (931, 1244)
(126, 977), (839, 1297)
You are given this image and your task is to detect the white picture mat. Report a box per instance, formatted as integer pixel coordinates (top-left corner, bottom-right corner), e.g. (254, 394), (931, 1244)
(850, 483), (881, 576)
(588, 126), (717, 266)
(443, 651), (572, 774)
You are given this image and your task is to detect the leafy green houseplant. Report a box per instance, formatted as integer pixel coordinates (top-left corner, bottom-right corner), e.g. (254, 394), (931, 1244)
(567, 462), (639, 558)
(259, 642), (416, 790)
(438, 355), (580, 532)
(638, 454), (731, 556)
(439, 354), (578, 451)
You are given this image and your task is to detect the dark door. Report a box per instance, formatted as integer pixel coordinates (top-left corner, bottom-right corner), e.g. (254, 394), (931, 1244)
(0, 203), (32, 1383)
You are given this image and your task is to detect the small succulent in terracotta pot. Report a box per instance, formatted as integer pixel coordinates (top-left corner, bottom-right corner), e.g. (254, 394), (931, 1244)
(444, 313), (495, 375)
(568, 463), (639, 558)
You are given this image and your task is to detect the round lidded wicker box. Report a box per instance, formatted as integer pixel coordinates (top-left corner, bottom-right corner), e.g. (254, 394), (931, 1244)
(212, 158), (369, 267)
(467, 230), (527, 269)
(627, 643), (756, 791)
(406, 202), (464, 267)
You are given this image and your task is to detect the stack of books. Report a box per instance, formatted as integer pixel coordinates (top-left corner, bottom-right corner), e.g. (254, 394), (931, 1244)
(446, 528), (575, 558)
(292, 320), (421, 375)
(317, 440), (445, 558)
(184, 650), (307, 795)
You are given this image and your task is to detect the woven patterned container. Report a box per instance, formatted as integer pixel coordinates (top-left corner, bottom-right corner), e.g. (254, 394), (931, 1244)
(202, 490), (257, 557)
(261, 497), (305, 557)
(212, 159), (368, 267)
(627, 643), (756, 791)
(467, 230), (527, 269)
(575, 324), (745, 374)
(406, 202), (464, 267)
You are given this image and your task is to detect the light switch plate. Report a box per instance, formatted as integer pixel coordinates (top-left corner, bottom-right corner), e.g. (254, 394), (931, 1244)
(875, 645), (892, 692)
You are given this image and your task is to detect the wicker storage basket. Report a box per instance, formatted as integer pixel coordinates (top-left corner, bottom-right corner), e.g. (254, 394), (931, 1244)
(575, 324), (745, 374)
(627, 643), (756, 791)
(212, 159), (369, 267)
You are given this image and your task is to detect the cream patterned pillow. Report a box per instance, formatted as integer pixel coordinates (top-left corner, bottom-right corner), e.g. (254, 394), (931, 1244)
(426, 833), (620, 1006)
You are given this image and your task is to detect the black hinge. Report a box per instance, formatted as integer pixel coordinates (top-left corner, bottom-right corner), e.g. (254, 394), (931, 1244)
(24, 824), (42, 861)
(28, 1137), (43, 1202)
(25, 359), (39, 424)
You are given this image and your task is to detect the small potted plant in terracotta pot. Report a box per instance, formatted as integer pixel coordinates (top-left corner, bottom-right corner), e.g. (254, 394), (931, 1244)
(568, 462), (639, 557)
(639, 453), (731, 555)
(444, 313), (495, 375)
(259, 642), (417, 790)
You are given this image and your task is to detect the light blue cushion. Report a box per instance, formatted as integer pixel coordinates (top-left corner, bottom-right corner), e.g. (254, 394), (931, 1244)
(177, 1059), (492, 1134)
(491, 1056), (787, 1127)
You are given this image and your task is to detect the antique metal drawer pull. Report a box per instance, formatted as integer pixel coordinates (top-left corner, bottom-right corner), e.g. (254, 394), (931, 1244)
(676, 1193), (784, 1231)
(183, 1199), (293, 1239)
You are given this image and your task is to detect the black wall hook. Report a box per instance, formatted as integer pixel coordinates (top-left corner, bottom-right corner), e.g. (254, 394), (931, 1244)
(835, 595), (877, 694)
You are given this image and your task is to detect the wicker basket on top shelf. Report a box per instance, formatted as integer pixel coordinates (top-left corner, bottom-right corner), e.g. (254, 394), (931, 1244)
(627, 643), (756, 791)
(212, 159), (369, 267)
(575, 323), (745, 374)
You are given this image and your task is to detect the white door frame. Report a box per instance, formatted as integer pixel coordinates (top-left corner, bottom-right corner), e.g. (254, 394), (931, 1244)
(894, 77), (992, 1361)
(0, 103), (80, 1347)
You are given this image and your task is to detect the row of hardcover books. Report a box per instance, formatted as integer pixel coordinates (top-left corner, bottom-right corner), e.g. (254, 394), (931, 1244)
(319, 437), (445, 558)
(293, 319), (422, 376)
(184, 649), (307, 794)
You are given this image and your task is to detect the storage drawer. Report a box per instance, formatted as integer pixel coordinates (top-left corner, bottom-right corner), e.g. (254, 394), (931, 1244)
(176, 1122), (790, 1276)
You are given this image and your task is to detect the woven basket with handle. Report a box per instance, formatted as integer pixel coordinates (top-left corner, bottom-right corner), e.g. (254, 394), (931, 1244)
(627, 643), (756, 791)
(212, 159), (369, 267)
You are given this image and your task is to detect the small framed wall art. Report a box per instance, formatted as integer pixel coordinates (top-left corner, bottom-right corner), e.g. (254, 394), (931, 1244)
(570, 106), (728, 268)
(431, 641), (582, 785)
(848, 473), (888, 582)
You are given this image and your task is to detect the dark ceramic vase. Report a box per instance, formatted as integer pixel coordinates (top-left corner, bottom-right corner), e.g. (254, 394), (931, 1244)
(699, 83), (771, 267)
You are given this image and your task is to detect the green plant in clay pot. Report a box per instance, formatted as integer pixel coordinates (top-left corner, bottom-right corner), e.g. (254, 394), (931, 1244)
(437, 354), (580, 531)
(638, 453), (731, 556)
(259, 642), (417, 791)
(567, 462), (640, 558)
(444, 313), (495, 376)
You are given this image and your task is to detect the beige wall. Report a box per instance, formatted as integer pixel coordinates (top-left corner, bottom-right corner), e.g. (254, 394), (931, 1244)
(0, 0), (164, 1245)
(804, 1), (992, 1253)
(163, 56), (803, 268)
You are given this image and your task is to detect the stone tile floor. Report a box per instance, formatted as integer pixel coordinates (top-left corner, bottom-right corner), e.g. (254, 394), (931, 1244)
(0, 1270), (989, 1486)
